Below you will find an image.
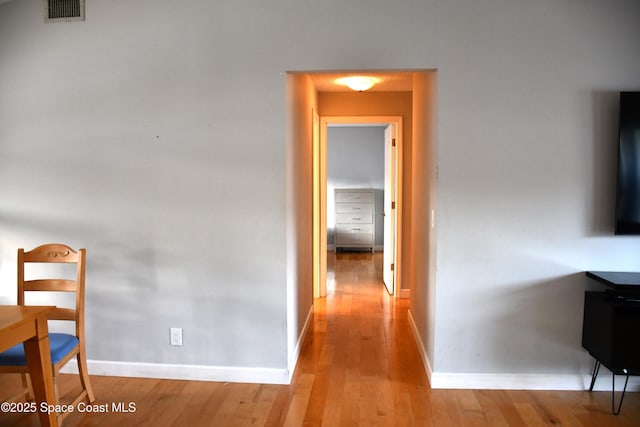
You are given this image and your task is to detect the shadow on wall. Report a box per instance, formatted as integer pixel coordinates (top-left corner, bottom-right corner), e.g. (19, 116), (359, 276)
(0, 208), (161, 353)
(0, 209), (110, 303)
(483, 272), (603, 375)
(0, 207), (273, 366)
(0, 208), (159, 289)
(590, 90), (621, 236)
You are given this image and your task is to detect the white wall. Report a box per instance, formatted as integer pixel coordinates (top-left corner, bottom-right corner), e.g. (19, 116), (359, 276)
(0, 0), (290, 380)
(1, 0), (640, 386)
(433, 1), (640, 381)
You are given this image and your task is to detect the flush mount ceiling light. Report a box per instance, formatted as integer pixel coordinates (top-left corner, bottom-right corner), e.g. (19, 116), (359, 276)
(336, 76), (379, 92)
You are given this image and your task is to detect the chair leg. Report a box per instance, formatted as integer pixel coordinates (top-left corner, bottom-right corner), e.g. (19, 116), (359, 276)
(53, 374), (59, 404)
(77, 352), (94, 402)
(21, 373), (34, 401)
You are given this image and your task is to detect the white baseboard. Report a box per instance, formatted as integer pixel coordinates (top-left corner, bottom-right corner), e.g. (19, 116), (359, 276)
(61, 359), (290, 385)
(62, 307), (316, 386)
(430, 372), (640, 391)
(407, 309), (434, 384)
(62, 356), (640, 393)
(288, 305), (314, 381)
(63, 309), (640, 392)
(407, 310), (640, 392)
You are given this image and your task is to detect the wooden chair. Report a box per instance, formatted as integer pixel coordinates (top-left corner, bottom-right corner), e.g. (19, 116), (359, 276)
(0, 243), (94, 424)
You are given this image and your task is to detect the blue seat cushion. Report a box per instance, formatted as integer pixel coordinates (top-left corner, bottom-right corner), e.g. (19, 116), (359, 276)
(0, 333), (79, 366)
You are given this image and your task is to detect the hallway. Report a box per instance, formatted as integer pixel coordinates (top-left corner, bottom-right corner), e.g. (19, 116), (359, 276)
(288, 251), (431, 425)
(0, 252), (639, 426)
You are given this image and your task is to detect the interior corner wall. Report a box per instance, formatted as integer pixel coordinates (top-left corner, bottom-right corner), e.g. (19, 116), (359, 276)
(285, 73), (316, 370)
(409, 71), (438, 374)
(318, 92), (413, 290)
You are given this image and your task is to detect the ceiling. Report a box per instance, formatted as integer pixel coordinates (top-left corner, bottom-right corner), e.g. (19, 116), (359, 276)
(308, 71), (414, 92)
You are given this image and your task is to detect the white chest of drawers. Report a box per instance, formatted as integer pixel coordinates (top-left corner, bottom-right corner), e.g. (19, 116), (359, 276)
(334, 189), (375, 252)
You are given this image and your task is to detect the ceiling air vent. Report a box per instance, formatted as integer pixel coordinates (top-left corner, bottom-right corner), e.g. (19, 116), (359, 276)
(44, 0), (84, 23)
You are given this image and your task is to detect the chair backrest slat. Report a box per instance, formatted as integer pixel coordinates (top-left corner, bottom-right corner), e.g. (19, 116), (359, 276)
(24, 279), (78, 292)
(48, 307), (76, 321)
(22, 244), (80, 263)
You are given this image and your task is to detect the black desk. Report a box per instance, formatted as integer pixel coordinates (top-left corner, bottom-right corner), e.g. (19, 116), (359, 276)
(583, 271), (640, 415)
(586, 271), (640, 295)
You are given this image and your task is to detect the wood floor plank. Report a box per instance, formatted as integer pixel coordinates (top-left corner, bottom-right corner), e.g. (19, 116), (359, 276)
(1, 252), (639, 426)
(282, 373), (314, 427)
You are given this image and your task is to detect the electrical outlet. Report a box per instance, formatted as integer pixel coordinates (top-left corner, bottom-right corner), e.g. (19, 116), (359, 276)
(170, 328), (183, 346)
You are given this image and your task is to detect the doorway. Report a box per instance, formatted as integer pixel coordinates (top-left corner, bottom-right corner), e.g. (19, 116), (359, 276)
(314, 116), (403, 299)
(285, 70), (438, 379)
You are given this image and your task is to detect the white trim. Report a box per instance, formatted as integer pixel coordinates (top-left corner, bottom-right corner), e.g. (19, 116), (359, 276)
(319, 114), (405, 300)
(60, 359), (640, 392)
(407, 309), (640, 392)
(588, 371), (640, 392)
(62, 306), (315, 386)
(430, 372), (640, 392)
(288, 305), (314, 381)
(60, 360), (290, 385)
(407, 309), (433, 385)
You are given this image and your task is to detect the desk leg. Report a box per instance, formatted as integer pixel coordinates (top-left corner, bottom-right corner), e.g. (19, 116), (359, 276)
(588, 360), (601, 391)
(611, 369), (630, 416)
(23, 319), (57, 427)
(588, 359), (630, 416)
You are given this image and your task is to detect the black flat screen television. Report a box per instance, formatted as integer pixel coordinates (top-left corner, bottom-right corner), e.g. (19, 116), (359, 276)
(615, 92), (640, 235)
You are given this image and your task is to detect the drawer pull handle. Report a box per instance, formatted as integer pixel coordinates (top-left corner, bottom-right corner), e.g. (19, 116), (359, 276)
(352, 217), (361, 220)
(351, 228), (361, 231)
(352, 207), (361, 210)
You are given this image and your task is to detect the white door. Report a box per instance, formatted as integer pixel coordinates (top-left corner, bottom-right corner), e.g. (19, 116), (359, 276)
(383, 124), (396, 295)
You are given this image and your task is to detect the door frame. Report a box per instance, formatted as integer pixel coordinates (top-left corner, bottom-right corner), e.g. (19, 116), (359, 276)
(383, 123), (397, 295)
(314, 115), (403, 298)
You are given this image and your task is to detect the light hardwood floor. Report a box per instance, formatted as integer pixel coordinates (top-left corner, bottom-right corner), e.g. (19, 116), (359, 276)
(1, 252), (639, 426)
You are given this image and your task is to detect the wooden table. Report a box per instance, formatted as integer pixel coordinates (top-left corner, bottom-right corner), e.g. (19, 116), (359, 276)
(0, 305), (58, 427)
